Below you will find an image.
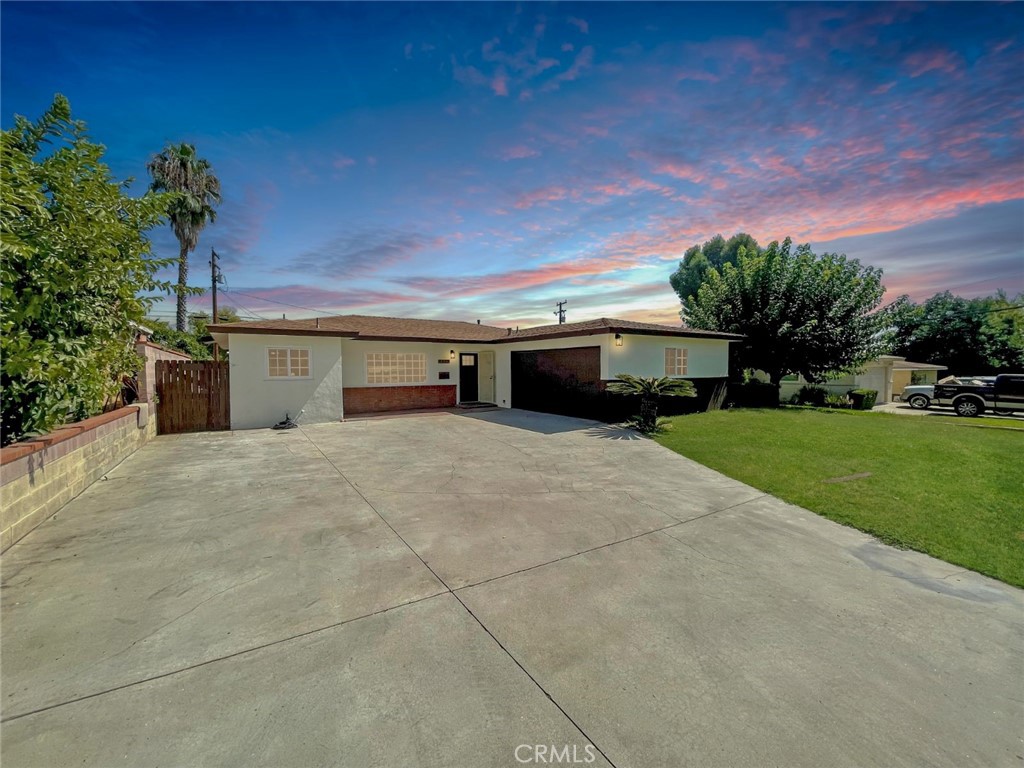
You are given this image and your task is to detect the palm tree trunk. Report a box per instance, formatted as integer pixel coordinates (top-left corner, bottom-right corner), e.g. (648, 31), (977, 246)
(176, 244), (189, 332)
(640, 395), (658, 432)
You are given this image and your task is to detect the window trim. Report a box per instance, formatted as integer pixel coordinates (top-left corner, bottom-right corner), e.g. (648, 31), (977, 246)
(664, 347), (688, 377)
(266, 346), (312, 380)
(365, 351), (428, 386)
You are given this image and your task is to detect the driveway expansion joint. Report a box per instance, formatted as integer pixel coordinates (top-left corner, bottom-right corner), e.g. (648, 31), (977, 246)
(298, 425), (622, 768)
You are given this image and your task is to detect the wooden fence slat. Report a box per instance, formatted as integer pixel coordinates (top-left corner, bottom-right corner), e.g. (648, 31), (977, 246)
(155, 360), (230, 435)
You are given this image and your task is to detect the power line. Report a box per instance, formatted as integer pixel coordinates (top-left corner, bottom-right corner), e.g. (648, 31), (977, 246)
(941, 274), (1023, 292)
(222, 287), (333, 316)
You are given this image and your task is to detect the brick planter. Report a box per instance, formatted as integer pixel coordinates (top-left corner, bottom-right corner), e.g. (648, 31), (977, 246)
(1, 405), (156, 551)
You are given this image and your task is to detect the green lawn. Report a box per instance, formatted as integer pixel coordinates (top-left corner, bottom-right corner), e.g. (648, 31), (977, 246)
(655, 408), (1024, 587)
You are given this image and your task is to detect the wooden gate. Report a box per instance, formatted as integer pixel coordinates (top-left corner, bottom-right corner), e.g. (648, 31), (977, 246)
(155, 360), (230, 434)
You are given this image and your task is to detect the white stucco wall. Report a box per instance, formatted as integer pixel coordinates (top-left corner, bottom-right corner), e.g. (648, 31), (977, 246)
(606, 334), (730, 381)
(224, 332), (734, 423)
(778, 362), (895, 403)
(226, 334), (344, 430)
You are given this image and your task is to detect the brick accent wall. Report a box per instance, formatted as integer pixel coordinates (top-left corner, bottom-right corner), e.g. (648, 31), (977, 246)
(0, 405), (156, 552)
(343, 385), (457, 415)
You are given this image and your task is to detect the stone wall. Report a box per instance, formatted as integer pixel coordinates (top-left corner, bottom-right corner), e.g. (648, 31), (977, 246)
(1, 405), (156, 552)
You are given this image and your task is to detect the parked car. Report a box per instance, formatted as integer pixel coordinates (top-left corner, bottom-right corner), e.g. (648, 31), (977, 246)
(932, 374), (1024, 417)
(902, 384), (935, 409)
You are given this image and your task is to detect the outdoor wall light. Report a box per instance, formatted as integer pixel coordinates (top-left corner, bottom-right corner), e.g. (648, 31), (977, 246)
(450, 349), (456, 360)
(614, 333), (623, 347)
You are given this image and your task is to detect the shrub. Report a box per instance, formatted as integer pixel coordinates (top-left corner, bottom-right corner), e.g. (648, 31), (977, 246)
(849, 389), (879, 410)
(728, 380), (780, 408)
(795, 385), (829, 407)
(1, 96), (172, 445)
(825, 392), (851, 408)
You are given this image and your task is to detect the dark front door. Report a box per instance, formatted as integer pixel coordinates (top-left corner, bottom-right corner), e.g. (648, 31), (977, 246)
(459, 353), (479, 402)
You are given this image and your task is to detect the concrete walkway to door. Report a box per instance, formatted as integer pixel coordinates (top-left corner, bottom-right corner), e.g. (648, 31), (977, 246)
(2, 409), (1021, 767)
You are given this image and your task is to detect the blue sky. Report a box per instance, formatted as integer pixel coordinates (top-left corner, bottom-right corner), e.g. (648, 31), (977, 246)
(3, 1), (1022, 326)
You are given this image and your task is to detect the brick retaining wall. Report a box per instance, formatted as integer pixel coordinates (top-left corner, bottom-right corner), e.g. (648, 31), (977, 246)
(0, 405), (156, 551)
(343, 385), (457, 415)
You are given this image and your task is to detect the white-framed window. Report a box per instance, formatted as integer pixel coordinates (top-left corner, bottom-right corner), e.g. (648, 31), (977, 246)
(366, 352), (427, 385)
(267, 347), (311, 379)
(665, 347), (688, 376)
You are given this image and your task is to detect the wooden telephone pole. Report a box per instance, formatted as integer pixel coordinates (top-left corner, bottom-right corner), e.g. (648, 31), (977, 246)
(554, 300), (567, 324)
(210, 248), (223, 359)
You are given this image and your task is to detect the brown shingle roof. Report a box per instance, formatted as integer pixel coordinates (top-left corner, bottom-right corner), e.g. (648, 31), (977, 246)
(208, 314), (743, 343)
(208, 314), (509, 341)
(505, 317), (743, 341)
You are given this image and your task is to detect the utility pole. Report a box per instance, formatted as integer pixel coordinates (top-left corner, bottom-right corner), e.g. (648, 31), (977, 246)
(210, 248), (223, 359)
(554, 300), (567, 325)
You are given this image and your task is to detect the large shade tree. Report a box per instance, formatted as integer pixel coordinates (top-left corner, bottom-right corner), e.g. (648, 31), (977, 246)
(670, 232), (760, 308)
(1, 95), (172, 444)
(147, 143), (221, 331)
(882, 291), (1024, 374)
(686, 238), (886, 388)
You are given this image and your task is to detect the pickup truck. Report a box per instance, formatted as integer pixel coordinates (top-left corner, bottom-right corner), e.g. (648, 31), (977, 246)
(932, 373), (1024, 417)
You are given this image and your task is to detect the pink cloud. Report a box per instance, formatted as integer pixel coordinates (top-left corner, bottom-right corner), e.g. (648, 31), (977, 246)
(332, 155), (356, 169)
(513, 185), (574, 209)
(906, 49), (962, 77)
(491, 70), (509, 96)
(499, 145), (541, 161)
(651, 161), (706, 184)
(567, 16), (589, 34)
(561, 42), (574, 52)
(541, 45), (594, 91)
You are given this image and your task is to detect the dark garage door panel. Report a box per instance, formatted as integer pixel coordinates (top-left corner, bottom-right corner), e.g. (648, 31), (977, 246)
(511, 347), (602, 418)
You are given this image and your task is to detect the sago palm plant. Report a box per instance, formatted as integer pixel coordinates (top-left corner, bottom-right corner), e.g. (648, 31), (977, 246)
(606, 374), (697, 433)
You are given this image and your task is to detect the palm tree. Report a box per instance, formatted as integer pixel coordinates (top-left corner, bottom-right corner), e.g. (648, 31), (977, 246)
(147, 143), (221, 331)
(605, 374), (697, 433)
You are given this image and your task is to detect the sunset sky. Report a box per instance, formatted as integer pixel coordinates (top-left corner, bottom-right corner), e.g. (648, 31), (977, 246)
(3, 2), (1022, 327)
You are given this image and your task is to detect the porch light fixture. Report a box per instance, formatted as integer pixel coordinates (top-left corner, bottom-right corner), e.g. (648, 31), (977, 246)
(614, 333), (623, 347)
(450, 349), (456, 360)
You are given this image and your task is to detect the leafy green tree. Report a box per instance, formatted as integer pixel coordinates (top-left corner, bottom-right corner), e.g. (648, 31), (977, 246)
(882, 291), (1024, 374)
(670, 232), (760, 307)
(1, 95), (172, 445)
(686, 238), (886, 388)
(606, 374), (696, 433)
(145, 318), (212, 360)
(147, 143), (221, 331)
(189, 306), (241, 338)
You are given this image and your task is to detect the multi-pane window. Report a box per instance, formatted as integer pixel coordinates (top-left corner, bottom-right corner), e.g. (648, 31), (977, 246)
(665, 347), (688, 376)
(267, 348), (310, 378)
(366, 352), (427, 384)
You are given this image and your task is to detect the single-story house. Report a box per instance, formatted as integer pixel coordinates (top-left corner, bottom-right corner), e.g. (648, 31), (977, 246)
(208, 315), (742, 430)
(778, 355), (946, 404)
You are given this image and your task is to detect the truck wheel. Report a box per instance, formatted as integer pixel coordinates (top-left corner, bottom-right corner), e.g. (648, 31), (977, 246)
(907, 394), (930, 410)
(954, 398), (984, 417)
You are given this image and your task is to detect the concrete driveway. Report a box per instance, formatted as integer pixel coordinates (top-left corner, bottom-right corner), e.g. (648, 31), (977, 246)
(2, 409), (1021, 767)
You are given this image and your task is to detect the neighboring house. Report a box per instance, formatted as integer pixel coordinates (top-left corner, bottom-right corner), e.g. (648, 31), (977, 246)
(208, 315), (742, 430)
(778, 355), (946, 404)
(134, 330), (191, 405)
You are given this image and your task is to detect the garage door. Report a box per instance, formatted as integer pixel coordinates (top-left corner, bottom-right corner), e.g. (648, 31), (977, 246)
(511, 347), (602, 418)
